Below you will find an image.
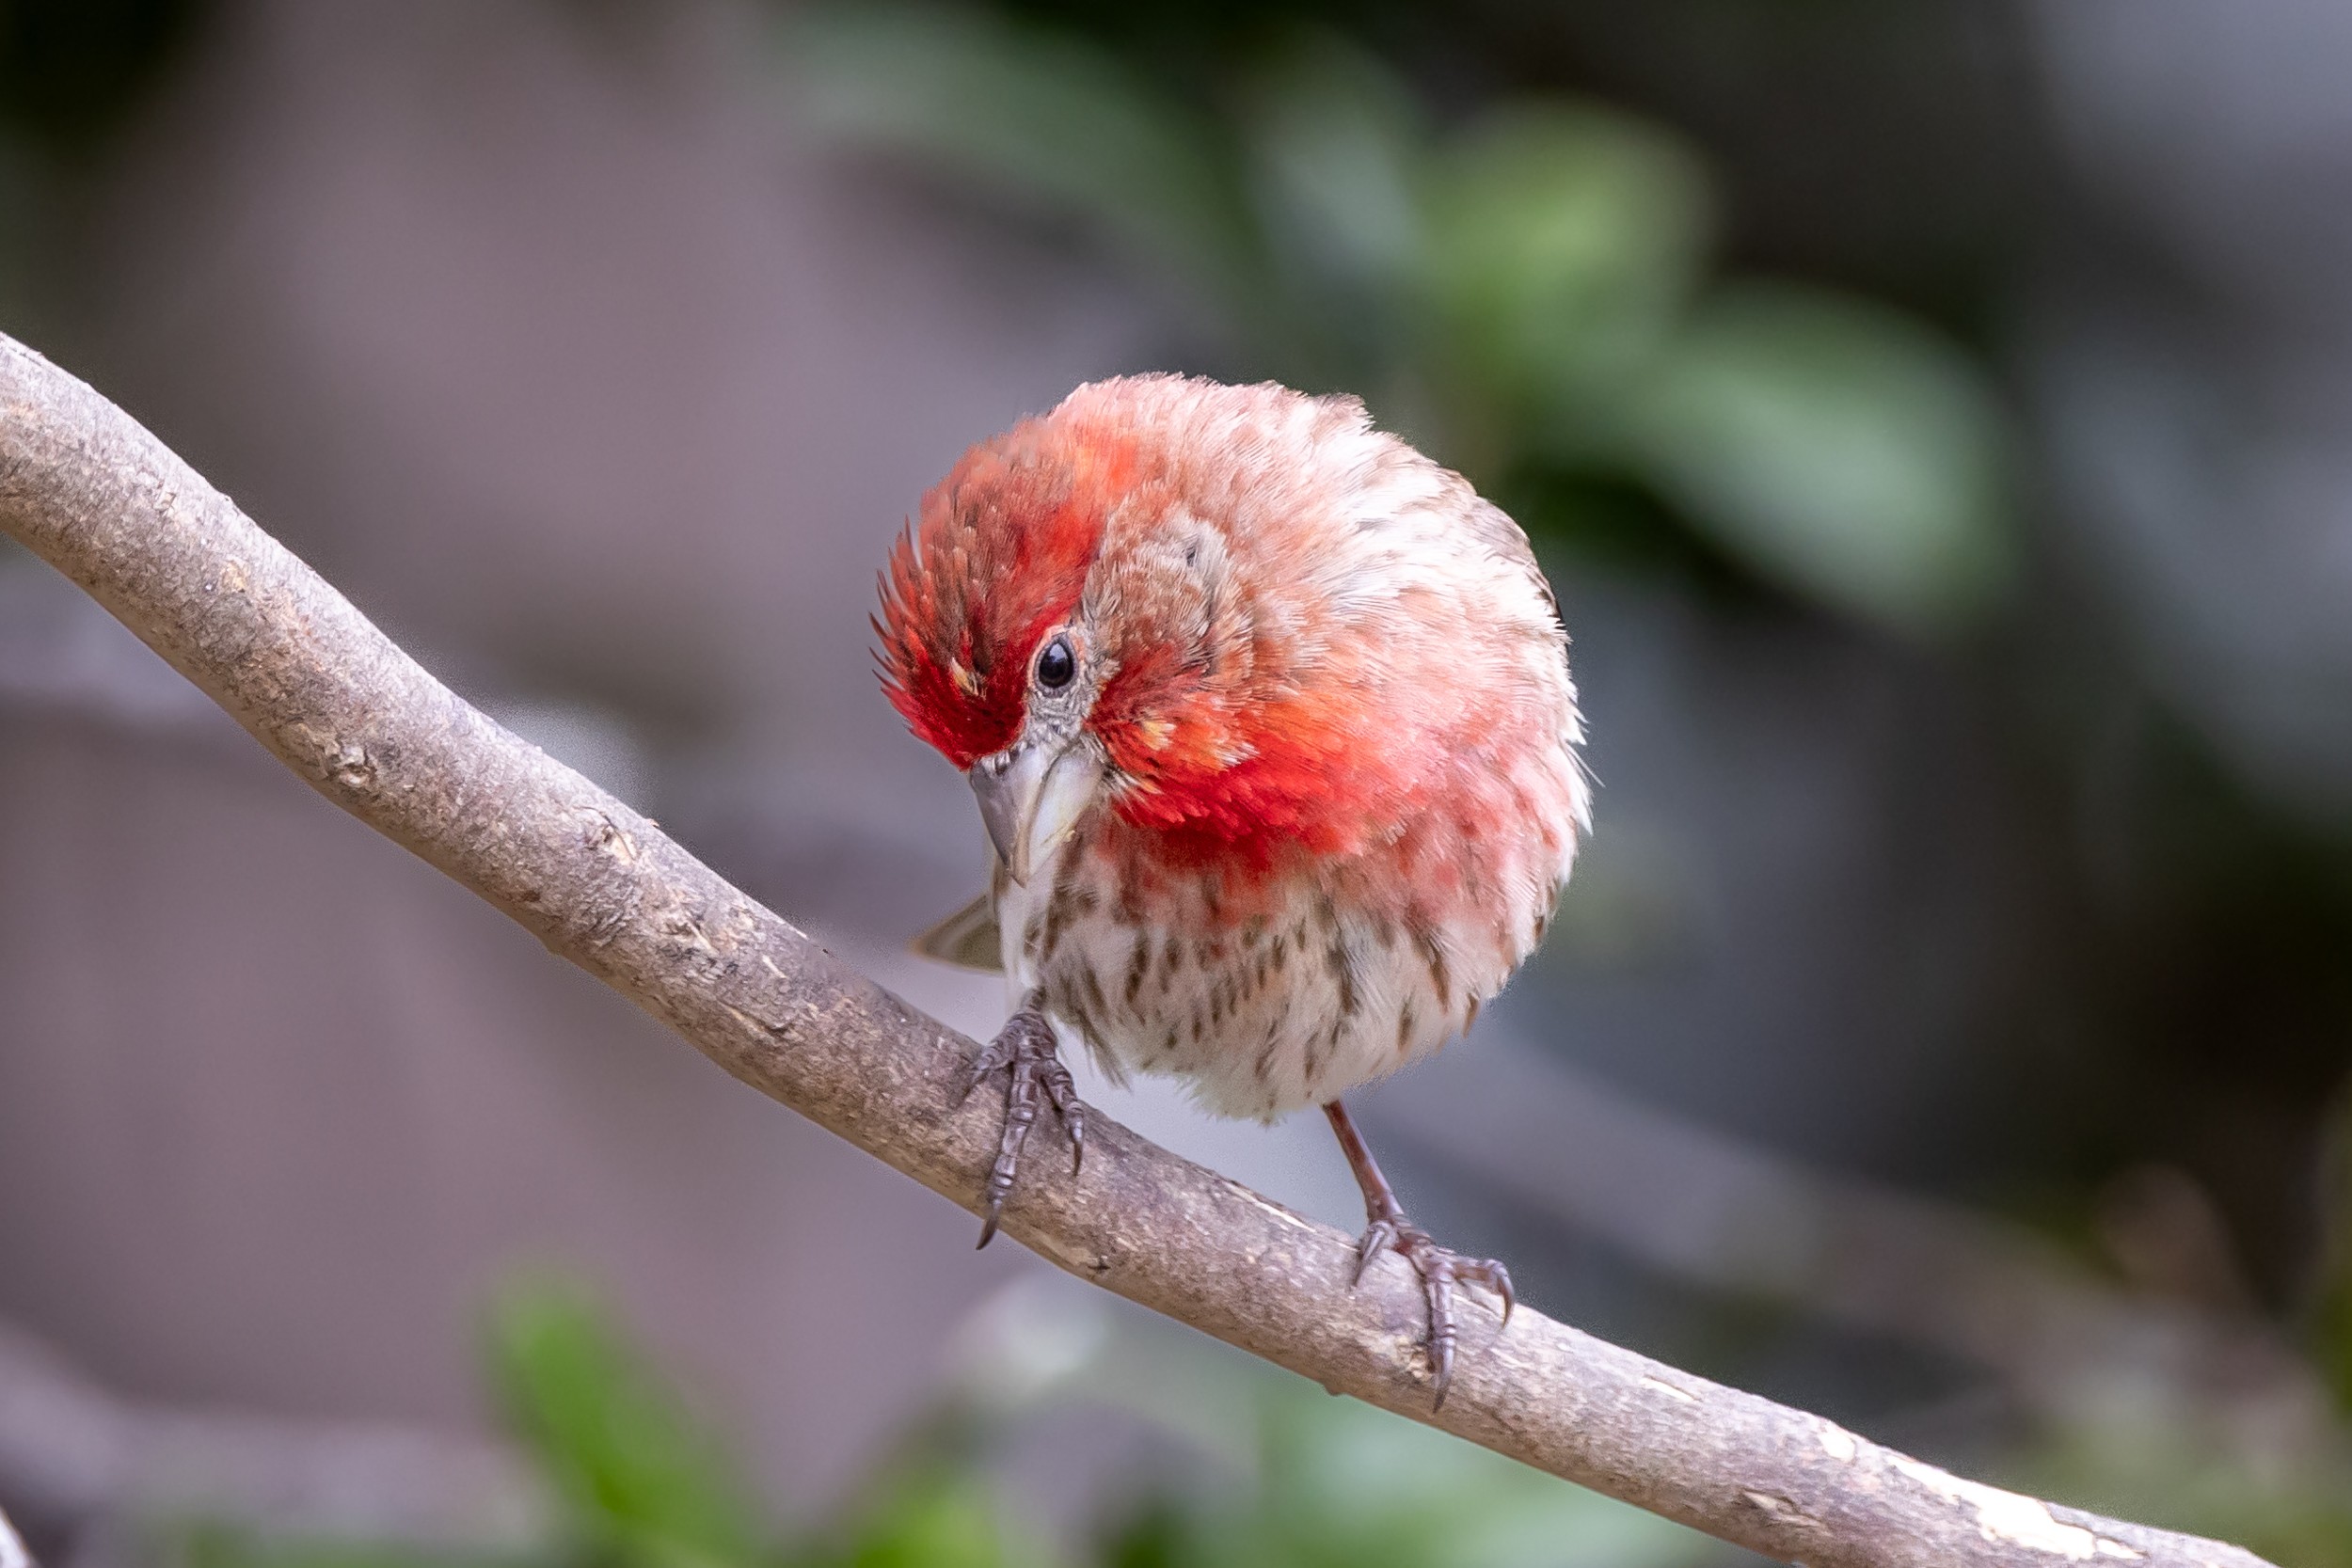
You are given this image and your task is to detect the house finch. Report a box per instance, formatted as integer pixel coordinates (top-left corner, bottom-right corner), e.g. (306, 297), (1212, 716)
(877, 375), (1589, 1400)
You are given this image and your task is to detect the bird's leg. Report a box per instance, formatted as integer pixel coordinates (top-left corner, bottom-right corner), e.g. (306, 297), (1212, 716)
(1325, 1099), (1514, 1405)
(958, 995), (1084, 1248)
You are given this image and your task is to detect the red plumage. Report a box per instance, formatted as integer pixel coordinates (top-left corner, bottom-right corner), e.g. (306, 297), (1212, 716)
(878, 374), (1590, 1401)
(877, 419), (1131, 768)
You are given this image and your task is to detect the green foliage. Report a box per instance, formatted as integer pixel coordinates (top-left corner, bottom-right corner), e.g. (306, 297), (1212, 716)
(1227, 36), (1424, 387)
(2020, 1414), (2352, 1568)
(787, 5), (2016, 639)
(182, 1528), (516, 1568)
(167, 1269), (2352, 1568)
(175, 1276), (1722, 1568)
(1619, 285), (2012, 632)
(791, 4), (1263, 325)
(183, 1276), (1036, 1568)
(485, 1279), (769, 1568)
(1100, 1387), (1711, 1568)
(808, 1469), (1025, 1568)
(1422, 104), (1708, 443)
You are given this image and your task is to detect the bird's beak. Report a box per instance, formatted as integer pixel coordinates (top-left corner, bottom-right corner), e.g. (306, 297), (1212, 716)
(969, 740), (1104, 886)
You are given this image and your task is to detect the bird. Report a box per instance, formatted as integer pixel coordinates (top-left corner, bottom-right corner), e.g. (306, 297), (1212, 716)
(875, 374), (1589, 1402)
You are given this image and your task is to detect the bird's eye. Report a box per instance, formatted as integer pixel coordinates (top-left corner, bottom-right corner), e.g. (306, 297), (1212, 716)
(1034, 635), (1075, 690)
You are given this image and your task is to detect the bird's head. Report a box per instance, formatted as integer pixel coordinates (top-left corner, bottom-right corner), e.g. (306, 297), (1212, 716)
(872, 398), (1122, 884)
(878, 378), (1416, 885)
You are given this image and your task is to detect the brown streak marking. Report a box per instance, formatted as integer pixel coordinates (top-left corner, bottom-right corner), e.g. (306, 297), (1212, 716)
(1114, 850), (1145, 926)
(1123, 931), (1151, 1009)
(1305, 1022), (1332, 1085)
(1049, 980), (1095, 1052)
(1412, 919), (1453, 1011)
(1327, 935), (1359, 1022)
(1039, 852), (1087, 964)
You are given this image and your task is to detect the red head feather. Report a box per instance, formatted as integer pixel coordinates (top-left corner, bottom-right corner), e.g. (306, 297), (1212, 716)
(875, 416), (1137, 769)
(882, 376), (1586, 891)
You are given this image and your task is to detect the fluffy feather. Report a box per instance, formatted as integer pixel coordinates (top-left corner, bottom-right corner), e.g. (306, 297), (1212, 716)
(880, 375), (1588, 1118)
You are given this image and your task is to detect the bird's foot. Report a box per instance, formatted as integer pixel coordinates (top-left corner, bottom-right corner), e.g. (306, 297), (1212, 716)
(1351, 1209), (1515, 1407)
(957, 1005), (1083, 1248)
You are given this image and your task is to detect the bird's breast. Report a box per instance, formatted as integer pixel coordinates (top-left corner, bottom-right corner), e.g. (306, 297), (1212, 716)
(998, 794), (1566, 1120)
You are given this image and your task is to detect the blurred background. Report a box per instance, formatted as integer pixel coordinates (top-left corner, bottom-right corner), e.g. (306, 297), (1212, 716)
(4, 1), (2352, 1564)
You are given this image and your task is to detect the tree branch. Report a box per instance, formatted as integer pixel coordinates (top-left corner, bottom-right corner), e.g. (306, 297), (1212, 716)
(0, 330), (2276, 1568)
(1373, 1037), (2340, 1452)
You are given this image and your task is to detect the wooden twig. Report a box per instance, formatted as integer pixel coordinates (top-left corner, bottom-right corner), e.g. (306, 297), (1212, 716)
(1373, 1038), (2339, 1445)
(0, 330), (2276, 1568)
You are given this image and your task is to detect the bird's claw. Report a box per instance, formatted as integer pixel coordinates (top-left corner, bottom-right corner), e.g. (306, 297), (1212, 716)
(961, 1006), (1084, 1248)
(1350, 1213), (1514, 1407)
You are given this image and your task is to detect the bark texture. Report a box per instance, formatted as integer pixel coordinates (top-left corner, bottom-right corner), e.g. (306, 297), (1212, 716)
(0, 330), (2277, 1568)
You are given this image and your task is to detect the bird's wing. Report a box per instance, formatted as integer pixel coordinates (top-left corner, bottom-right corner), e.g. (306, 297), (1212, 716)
(911, 892), (1003, 972)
